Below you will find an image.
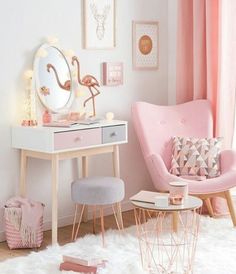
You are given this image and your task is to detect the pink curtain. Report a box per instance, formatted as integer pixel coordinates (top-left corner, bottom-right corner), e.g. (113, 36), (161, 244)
(176, 0), (236, 215)
(176, 0), (236, 149)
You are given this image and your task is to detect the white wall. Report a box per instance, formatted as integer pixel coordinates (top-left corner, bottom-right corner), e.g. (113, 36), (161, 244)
(167, 0), (177, 105)
(0, 0), (168, 239)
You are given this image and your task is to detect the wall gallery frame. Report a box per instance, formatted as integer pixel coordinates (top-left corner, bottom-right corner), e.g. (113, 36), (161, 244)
(83, 0), (116, 49)
(132, 21), (159, 70)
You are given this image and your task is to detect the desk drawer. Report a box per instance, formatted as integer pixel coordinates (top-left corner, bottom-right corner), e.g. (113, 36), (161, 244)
(102, 125), (126, 144)
(54, 128), (101, 150)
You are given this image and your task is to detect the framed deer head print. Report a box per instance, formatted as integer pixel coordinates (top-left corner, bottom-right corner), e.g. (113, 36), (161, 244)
(83, 0), (116, 49)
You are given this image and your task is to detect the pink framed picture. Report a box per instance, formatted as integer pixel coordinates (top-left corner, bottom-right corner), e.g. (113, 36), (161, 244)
(83, 0), (116, 49)
(132, 21), (159, 70)
(102, 62), (123, 86)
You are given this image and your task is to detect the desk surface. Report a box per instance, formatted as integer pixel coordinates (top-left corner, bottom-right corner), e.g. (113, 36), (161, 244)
(12, 120), (128, 153)
(12, 120), (127, 133)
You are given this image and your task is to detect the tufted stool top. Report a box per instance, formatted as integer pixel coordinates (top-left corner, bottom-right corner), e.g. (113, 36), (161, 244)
(71, 176), (125, 205)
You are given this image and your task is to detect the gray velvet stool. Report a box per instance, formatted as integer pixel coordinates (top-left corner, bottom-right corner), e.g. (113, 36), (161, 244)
(71, 176), (125, 245)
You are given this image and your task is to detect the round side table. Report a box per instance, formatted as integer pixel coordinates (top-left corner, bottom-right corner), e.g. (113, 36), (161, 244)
(131, 195), (202, 274)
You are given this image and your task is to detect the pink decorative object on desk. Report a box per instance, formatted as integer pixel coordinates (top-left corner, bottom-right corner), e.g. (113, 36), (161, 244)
(42, 110), (52, 124)
(169, 195), (184, 205)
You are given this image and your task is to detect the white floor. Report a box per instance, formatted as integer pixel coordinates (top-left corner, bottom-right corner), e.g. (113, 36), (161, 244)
(0, 216), (235, 274)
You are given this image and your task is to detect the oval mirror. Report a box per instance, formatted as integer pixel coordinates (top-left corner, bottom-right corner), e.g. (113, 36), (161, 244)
(34, 44), (73, 113)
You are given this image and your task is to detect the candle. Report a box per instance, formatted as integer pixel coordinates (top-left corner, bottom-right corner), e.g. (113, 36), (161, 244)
(106, 112), (114, 121)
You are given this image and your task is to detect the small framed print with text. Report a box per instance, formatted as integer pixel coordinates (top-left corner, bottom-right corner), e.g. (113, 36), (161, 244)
(102, 62), (123, 86)
(132, 21), (159, 70)
(83, 0), (116, 49)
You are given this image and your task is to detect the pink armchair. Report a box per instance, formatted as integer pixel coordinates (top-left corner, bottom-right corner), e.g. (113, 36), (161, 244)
(132, 99), (236, 226)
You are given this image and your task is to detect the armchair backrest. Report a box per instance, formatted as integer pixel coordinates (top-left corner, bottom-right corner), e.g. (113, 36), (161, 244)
(132, 99), (213, 169)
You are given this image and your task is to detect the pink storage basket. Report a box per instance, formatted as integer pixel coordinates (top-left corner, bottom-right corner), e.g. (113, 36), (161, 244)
(4, 206), (44, 250)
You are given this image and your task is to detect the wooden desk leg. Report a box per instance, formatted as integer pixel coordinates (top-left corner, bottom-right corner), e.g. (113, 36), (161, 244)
(113, 145), (123, 228)
(20, 150), (27, 197)
(113, 145), (120, 178)
(51, 154), (59, 244)
(82, 156), (88, 222)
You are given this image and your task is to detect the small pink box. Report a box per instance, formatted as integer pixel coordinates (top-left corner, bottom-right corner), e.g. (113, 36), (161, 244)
(102, 62), (123, 86)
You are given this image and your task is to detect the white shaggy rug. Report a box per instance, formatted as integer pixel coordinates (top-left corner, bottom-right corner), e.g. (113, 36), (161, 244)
(0, 216), (236, 274)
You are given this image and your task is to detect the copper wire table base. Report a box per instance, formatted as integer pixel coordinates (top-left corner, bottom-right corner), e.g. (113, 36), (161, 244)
(134, 208), (201, 274)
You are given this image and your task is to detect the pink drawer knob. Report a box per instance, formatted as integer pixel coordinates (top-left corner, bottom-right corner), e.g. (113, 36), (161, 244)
(74, 136), (82, 142)
(110, 132), (117, 137)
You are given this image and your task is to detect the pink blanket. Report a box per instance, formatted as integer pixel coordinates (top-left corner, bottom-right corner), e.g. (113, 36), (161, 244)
(5, 197), (44, 245)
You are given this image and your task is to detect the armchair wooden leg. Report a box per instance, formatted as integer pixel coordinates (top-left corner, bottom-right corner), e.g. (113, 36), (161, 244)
(116, 202), (124, 230)
(205, 198), (214, 217)
(224, 190), (236, 227)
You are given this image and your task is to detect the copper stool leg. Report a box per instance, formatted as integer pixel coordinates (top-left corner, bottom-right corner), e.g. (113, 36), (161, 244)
(112, 205), (121, 230)
(93, 205), (96, 234)
(71, 204), (78, 241)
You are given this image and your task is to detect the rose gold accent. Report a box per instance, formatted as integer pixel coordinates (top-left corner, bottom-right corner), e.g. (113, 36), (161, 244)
(93, 205), (96, 234)
(72, 56), (100, 117)
(74, 204), (85, 240)
(112, 204), (121, 230)
(138, 35), (153, 55)
(134, 206), (201, 273)
(72, 202), (123, 245)
(47, 63), (71, 91)
(172, 211), (178, 232)
(21, 120), (38, 127)
(71, 204), (78, 240)
(169, 195), (184, 205)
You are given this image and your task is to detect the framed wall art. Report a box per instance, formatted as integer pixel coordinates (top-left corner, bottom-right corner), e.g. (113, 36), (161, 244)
(132, 21), (159, 70)
(83, 0), (116, 49)
(102, 62), (123, 86)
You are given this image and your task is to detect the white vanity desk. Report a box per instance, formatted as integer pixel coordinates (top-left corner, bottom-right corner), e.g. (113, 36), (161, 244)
(12, 120), (128, 244)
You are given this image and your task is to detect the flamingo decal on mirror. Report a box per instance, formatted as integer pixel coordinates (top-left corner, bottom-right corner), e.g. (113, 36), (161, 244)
(47, 64), (71, 91)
